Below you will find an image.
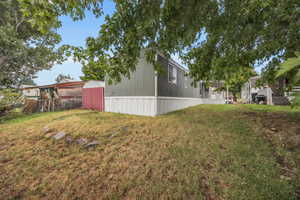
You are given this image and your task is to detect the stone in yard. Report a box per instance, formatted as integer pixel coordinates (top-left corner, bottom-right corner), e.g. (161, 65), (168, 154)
(280, 175), (291, 181)
(76, 138), (88, 145)
(85, 141), (100, 148)
(109, 126), (129, 138)
(287, 135), (300, 151)
(53, 132), (66, 140)
(65, 136), (73, 144)
(270, 127), (277, 132)
(45, 132), (56, 138)
(0, 145), (8, 151)
(120, 126), (129, 132)
(109, 132), (120, 138)
(43, 125), (52, 134)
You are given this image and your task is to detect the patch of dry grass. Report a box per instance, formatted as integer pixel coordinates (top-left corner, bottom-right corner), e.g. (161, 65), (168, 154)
(0, 105), (299, 200)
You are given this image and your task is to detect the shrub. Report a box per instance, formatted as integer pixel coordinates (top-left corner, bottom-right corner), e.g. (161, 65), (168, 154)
(0, 89), (23, 115)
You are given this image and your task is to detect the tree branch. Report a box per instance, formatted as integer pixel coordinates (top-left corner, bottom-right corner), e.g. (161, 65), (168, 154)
(14, 7), (25, 32)
(0, 56), (7, 66)
(15, 16), (25, 32)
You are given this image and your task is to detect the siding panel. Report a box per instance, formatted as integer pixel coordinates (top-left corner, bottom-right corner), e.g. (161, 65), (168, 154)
(157, 55), (200, 98)
(105, 51), (155, 96)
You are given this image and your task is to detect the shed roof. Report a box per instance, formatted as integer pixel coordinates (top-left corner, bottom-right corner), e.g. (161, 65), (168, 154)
(83, 80), (105, 88)
(21, 81), (85, 90)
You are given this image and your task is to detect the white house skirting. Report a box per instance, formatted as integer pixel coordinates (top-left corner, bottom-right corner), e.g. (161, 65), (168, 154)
(105, 96), (157, 116)
(105, 96), (224, 116)
(156, 97), (224, 115)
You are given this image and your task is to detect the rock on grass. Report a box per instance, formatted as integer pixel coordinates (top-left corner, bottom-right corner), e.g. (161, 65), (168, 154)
(52, 132), (66, 140)
(65, 136), (73, 144)
(43, 125), (53, 134)
(85, 141), (100, 148)
(76, 138), (88, 145)
(44, 132), (56, 138)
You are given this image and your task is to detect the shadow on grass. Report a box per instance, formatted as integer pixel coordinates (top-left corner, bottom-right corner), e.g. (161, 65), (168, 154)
(0, 110), (77, 124)
(166, 104), (299, 200)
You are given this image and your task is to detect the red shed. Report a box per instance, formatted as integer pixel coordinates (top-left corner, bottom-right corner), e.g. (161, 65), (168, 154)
(82, 81), (105, 111)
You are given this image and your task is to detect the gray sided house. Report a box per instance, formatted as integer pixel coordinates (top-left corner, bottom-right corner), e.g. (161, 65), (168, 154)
(104, 51), (225, 116)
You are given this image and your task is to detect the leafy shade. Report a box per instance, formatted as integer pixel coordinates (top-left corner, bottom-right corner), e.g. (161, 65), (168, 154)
(225, 67), (257, 99)
(55, 74), (74, 83)
(0, 0), (68, 87)
(20, 77), (36, 86)
(277, 52), (300, 84)
(81, 62), (106, 81)
(19, 0), (300, 84)
(84, 0), (300, 84)
(276, 52), (300, 107)
(0, 89), (22, 114)
(17, 0), (103, 33)
(291, 92), (300, 107)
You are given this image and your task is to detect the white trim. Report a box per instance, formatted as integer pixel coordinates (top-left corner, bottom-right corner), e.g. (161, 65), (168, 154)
(83, 80), (105, 88)
(168, 58), (188, 73)
(154, 71), (158, 97)
(105, 96), (157, 116)
(157, 96), (207, 100)
(154, 55), (158, 97)
(105, 96), (156, 99)
(156, 52), (188, 73)
(156, 96), (224, 115)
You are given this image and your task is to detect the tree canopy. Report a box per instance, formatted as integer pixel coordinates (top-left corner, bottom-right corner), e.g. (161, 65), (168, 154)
(0, 88), (22, 115)
(18, 0), (300, 85)
(80, 59), (106, 81)
(225, 67), (257, 99)
(55, 74), (74, 83)
(276, 52), (300, 106)
(277, 52), (300, 86)
(19, 77), (36, 86)
(0, 0), (69, 87)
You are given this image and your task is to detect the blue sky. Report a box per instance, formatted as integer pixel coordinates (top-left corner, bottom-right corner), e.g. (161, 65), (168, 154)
(35, 0), (115, 85)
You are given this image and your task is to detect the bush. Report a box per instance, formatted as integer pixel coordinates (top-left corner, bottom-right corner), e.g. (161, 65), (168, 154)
(0, 89), (23, 115)
(290, 92), (300, 108)
(23, 99), (39, 113)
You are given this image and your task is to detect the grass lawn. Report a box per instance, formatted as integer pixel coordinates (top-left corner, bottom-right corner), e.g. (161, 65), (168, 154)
(0, 105), (299, 200)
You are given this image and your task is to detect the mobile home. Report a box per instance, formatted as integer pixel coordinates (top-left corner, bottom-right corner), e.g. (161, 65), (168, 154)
(83, 51), (225, 116)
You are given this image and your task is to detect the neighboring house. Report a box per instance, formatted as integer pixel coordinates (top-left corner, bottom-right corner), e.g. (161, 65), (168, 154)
(21, 85), (40, 100)
(241, 76), (298, 105)
(241, 76), (262, 104)
(22, 81), (84, 111)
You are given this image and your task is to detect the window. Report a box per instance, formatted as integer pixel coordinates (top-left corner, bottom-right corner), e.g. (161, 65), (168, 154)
(168, 63), (177, 84)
